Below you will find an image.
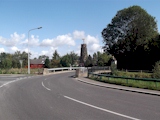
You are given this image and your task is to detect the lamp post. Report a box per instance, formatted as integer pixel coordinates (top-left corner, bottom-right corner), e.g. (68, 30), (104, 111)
(28, 27), (42, 74)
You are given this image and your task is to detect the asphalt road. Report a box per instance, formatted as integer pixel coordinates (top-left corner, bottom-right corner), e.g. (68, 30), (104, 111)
(0, 72), (160, 120)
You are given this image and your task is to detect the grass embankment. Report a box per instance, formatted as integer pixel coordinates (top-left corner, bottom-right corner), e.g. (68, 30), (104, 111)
(0, 68), (43, 74)
(114, 71), (152, 78)
(88, 71), (160, 91)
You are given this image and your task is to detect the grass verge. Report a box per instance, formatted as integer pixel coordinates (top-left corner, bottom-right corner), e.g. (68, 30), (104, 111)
(0, 68), (43, 74)
(88, 74), (160, 91)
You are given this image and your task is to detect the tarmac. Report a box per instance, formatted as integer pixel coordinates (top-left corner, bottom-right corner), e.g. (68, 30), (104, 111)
(75, 77), (160, 96)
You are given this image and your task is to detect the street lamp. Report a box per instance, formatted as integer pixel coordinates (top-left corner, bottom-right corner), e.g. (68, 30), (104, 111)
(28, 27), (42, 74)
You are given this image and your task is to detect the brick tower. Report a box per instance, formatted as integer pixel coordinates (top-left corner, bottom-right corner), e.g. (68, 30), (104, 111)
(79, 39), (88, 67)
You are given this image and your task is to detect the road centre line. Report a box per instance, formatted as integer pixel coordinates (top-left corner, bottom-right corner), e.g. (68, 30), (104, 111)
(64, 96), (140, 120)
(42, 81), (51, 91)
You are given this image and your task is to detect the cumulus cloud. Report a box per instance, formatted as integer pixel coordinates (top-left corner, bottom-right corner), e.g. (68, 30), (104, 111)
(88, 43), (101, 53)
(0, 32), (25, 47)
(10, 46), (20, 52)
(21, 35), (40, 47)
(73, 30), (85, 40)
(40, 34), (75, 47)
(0, 30), (102, 58)
(0, 48), (5, 53)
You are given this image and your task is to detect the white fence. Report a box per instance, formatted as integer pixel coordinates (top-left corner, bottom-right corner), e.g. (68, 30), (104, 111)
(48, 67), (86, 73)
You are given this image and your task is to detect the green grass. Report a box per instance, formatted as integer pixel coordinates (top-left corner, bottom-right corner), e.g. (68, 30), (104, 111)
(0, 68), (44, 74)
(114, 71), (152, 78)
(89, 74), (160, 91)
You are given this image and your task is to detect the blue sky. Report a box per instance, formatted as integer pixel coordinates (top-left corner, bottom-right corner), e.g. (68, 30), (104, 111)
(0, 0), (159, 58)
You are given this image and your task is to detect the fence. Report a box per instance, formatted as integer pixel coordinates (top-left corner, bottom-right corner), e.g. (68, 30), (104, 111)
(88, 66), (111, 73)
(88, 72), (160, 90)
(48, 67), (85, 73)
(120, 69), (153, 73)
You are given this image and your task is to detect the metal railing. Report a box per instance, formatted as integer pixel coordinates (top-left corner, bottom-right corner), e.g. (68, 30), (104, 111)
(88, 72), (160, 90)
(48, 67), (85, 73)
(88, 66), (111, 73)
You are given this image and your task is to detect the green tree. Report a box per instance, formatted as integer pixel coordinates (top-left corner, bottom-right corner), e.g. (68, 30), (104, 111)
(92, 53), (98, 66)
(60, 51), (79, 67)
(38, 55), (48, 59)
(97, 52), (112, 66)
(85, 55), (93, 67)
(0, 53), (12, 69)
(60, 54), (71, 67)
(102, 5), (158, 70)
(51, 50), (60, 67)
(44, 57), (51, 68)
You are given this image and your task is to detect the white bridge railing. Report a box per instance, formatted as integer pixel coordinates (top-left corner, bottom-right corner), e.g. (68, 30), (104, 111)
(48, 67), (86, 73)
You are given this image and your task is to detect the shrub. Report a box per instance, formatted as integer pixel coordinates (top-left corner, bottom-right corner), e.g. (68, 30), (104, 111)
(153, 61), (160, 78)
(111, 63), (117, 75)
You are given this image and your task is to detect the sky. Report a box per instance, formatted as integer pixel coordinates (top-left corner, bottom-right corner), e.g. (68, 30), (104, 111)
(0, 0), (160, 59)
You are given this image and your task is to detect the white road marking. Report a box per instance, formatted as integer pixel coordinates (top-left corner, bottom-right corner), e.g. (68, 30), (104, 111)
(0, 76), (35, 89)
(0, 79), (21, 88)
(64, 96), (141, 120)
(42, 81), (51, 91)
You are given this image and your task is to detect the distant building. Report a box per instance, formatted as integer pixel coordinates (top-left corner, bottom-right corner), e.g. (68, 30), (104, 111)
(30, 58), (45, 68)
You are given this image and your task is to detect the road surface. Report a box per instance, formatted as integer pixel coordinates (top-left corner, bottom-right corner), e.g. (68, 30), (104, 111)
(0, 72), (160, 120)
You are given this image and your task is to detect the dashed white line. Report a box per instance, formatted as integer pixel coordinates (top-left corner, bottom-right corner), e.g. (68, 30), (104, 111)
(64, 96), (140, 120)
(42, 81), (51, 91)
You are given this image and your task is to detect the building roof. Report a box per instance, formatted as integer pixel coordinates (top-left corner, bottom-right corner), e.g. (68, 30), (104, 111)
(30, 59), (45, 64)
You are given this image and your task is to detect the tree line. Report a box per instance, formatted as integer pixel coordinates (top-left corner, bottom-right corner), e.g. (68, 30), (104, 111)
(44, 50), (112, 68)
(0, 50), (112, 69)
(102, 5), (160, 70)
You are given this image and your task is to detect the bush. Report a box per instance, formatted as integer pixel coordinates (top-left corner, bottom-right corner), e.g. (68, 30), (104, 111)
(111, 63), (117, 75)
(153, 61), (160, 78)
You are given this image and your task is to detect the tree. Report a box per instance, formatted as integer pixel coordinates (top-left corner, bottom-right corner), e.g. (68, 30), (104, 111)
(44, 57), (51, 68)
(102, 5), (158, 70)
(51, 50), (60, 67)
(92, 53), (98, 66)
(60, 51), (79, 67)
(60, 54), (71, 67)
(38, 55), (48, 59)
(0, 53), (12, 69)
(85, 55), (93, 67)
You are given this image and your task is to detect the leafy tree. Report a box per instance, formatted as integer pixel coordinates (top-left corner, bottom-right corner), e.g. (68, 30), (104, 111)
(92, 53), (98, 66)
(85, 55), (93, 67)
(51, 50), (60, 67)
(0, 53), (12, 69)
(60, 51), (79, 67)
(92, 51), (112, 67)
(44, 57), (51, 68)
(60, 54), (71, 67)
(102, 5), (158, 70)
(38, 55), (48, 59)
(97, 52), (112, 66)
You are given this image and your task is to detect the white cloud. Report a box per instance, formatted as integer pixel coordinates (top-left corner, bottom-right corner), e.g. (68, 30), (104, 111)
(10, 46), (20, 52)
(73, 30), (85, 40)
(85, 35), (99, 45)
(0, 30), (102, 59)
(88, 43), (101, 54)
(21, 35), (39, 47)
(0, 48), (5, 53)
(40, 34), (75, 47)
(0, 32), (25, 47)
